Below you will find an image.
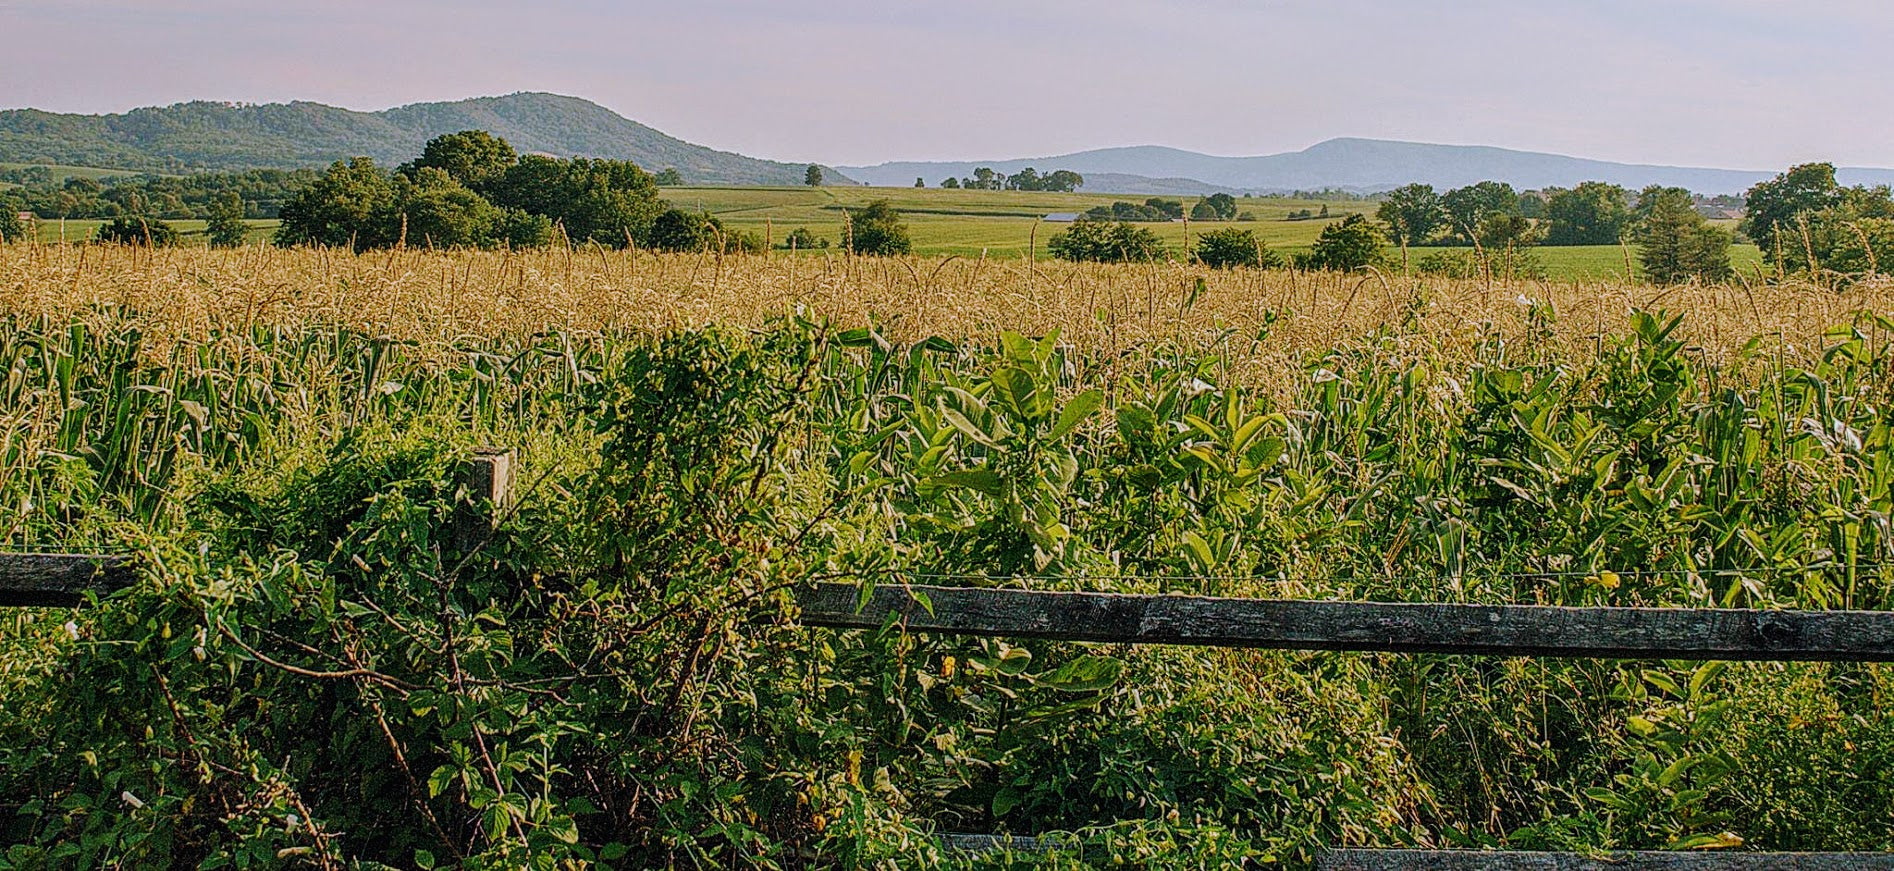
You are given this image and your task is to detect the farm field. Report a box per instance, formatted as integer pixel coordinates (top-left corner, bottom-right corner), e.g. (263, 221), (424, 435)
(665, 184), (1764, 280)
(1, 243), (1891, 866)
(22, 217), (279, 245)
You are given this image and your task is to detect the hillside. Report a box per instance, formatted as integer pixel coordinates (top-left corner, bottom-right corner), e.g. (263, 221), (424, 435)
(0, 93), (846, 185)
(843, 138), (1894, 195)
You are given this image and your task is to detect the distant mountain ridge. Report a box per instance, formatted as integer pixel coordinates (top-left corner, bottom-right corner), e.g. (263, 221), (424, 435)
(842, 138), (1894, 195)
(0, 93), (845, 185)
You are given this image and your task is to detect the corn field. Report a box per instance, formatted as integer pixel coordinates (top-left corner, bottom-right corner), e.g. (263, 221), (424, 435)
(2, 242), (1893, 867)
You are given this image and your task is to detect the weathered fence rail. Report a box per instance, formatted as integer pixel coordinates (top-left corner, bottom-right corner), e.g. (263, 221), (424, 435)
(1317, 850), (1894, 870)
(0, 553), (136, 607)
(802, 582), (1894, 867)
(798, 582), (1894, 661)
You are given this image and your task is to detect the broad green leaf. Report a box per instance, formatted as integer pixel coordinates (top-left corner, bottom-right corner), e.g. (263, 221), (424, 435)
(1048, 389), (1104, 440)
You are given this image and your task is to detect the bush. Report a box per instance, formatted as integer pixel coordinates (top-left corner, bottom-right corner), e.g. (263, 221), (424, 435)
(780, 227), (827, 250)
(1303, 213), (1385, 271)
(649, 208), (718, 252)
(1048, 219), (1166, 263)
(1194, 227), (1279, 269)
(845, 200), (911, 256)
(95, 216), (179, 247)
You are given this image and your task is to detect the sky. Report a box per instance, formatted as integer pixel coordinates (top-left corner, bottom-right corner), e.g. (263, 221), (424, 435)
(4, 0), (1892, 169)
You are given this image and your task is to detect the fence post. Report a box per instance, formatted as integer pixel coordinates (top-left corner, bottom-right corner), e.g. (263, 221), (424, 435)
(451, 447), (515, 552)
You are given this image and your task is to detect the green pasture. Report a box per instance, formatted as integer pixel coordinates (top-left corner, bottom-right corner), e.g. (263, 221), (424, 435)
(663, 184), (1763, 280)
(25, 217), (279, 245)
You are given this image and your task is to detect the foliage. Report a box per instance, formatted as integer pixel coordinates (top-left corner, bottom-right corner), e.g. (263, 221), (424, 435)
(1441, 181), (1520, 244)
(779, 226), (828, 250)
(403, 130), (519, 199)
(846, 200), (912, 256)
(1003, 168), (1084, 192)
(1082, 198), (1184, 223)
(273, 157), (398, 251)
(1376, 183), (1444, 248)
(93, 215), (180, 246)
(1544, 181), (1632, 246)
(0, 208), (21, 243)
(1, 168), (318, 221)
(805, 164), (824, 187)
(1302, 213), (1385, 271)
(1635, 187), (1733, 285)
(1047, 219), (1166, 262)
(1193, 227), (1278, 269)
(1742, 163), (1843, 264)
(654, 168), (684, 186)
(649, 208), (719, 252)
(203, 192), (248, 248)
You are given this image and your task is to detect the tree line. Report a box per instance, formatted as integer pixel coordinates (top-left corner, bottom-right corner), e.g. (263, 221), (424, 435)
(940, 167), (1083, 192)
(0, 166), (318, 221)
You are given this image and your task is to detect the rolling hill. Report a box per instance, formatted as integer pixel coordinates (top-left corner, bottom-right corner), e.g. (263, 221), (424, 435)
(0, 93), (846, 185)
(842, 138), (1894, 195)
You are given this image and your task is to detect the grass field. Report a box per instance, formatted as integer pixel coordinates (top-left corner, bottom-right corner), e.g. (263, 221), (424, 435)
(23, 217), (279, 244)
(2, 243), (1892, 865)
(663, 184), (1764, 281)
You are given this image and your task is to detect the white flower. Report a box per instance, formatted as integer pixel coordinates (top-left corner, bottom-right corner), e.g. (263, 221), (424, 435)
(64, 621), (80, 641)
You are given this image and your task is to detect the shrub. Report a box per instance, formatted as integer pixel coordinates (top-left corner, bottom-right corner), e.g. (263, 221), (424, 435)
(1194, 227), (1279, 269)
(1049, 219), (1166, 263)
(95, 215), (180, 247)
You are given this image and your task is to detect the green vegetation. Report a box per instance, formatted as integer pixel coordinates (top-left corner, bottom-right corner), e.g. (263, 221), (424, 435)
(1047, 219), (1166, 262)
(93, 215), (179, 246)
(1636, 186), (1734, 285)
(0, 166), (318, 220)
(1193, 226), (1277, 269)
(0, 94), (840, 183)
(1, 247), (1893, 864)
(1742, 162), (1894, 283)
(843, 199), (912, 255)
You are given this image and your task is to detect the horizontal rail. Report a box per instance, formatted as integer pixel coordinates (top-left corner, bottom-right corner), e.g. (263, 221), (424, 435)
(1320, 850), (1894, 870)
(0, 553), (137, 607)
(798, 583), (1894, 661)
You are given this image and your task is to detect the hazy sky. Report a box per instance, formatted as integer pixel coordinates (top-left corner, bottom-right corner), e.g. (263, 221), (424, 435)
(5, 0), (1891, 169)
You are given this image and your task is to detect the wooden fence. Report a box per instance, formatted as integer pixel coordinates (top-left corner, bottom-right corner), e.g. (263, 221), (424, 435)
(799, 582), (1894, 868)
(7, 447), (1892, 867)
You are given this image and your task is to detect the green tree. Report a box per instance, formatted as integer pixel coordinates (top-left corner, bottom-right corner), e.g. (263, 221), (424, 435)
(804, 164), (824, 187)
(1006, 167), (1042, 191)
(941, 177), (961, 189)
(649, 208), (719, 252)
(95, 215), (180, 246)
(1190, 200), (1219, 221)
(1543, 181), (1632, 245)
(1741, 163), (1841, 266)
(1048, 219), (1166, 263)
(496, 208), (555, 248)
(654, 168), (684, 186)
(204, 191), (248, 248)
(0, 205), (22, 243)
(780, 227), (826, 249)
(1304, 213), (1385, 271)
(491, 157), (665, 248)
(389, 167), (501, 249)
(1376, 183), (1445, 250)
(1194, 227), (1278, 269)
(846, 200), (911, 255)
(1442, 181), (1519, 243)
(405, 130), (518, 197)
(1042, 170), (1084, 193)
(915, 177), (926, 188)
(1636, 186), (1732, 285)
(274, 157), (397, 251)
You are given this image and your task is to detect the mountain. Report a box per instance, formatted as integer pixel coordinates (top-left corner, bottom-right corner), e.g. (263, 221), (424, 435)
(0, 93), (845, 185)
(841, 138), (1894, 195)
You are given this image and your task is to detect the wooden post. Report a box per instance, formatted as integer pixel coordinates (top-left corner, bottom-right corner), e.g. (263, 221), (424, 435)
(0, 553), (137, 607)
(451, 447), (515, 552)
